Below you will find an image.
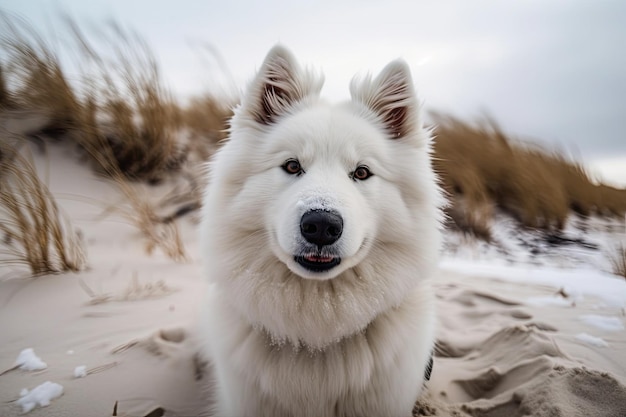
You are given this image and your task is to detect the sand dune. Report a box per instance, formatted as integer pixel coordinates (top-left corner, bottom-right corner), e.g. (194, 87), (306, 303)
(426, 268), (626, 416)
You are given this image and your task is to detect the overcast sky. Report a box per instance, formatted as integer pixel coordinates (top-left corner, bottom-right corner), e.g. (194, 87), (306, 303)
(4, 0), (626, 186)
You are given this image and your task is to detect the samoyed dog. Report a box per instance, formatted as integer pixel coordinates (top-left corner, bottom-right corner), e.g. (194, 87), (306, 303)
(200, 45), (443, 417)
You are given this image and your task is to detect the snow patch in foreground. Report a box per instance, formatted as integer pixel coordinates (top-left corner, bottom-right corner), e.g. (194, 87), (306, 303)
(580, 314), (625, 331)
(440, 259), (626, 308)
(14, 348), (47, 371)
(17, 381), (64, 413)
(575, 333), (609, 348)
(526, 296), (573, 307)
(74, 365), (87, 378)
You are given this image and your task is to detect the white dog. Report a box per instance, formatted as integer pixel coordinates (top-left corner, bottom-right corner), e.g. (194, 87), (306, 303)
(200, 45), (443, 417)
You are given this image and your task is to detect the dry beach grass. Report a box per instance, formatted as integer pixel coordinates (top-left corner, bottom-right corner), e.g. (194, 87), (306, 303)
(0, 12), (195, 262)
(0, 140), (86, 275)
(1, 12), (193, 182)
(431, 113), (626, 239)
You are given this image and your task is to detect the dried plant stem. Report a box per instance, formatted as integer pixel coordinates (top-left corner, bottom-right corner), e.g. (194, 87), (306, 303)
(0, 140), (86, 276)
(609, 244), (626, 279)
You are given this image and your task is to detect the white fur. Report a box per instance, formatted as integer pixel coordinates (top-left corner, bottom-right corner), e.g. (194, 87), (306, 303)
(200, 45), (444, 417)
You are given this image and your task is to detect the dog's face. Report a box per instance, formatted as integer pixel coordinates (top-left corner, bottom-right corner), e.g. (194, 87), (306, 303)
(227, 46), (437, 280)
(266, 105), (386, 280)
(202, 46), (443, 347)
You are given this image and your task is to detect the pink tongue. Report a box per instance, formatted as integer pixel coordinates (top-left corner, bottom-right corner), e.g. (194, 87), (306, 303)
(305, 255), (333, 263)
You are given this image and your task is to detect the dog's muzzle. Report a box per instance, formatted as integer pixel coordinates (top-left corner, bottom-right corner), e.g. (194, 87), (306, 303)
(295, 210), (343, 272)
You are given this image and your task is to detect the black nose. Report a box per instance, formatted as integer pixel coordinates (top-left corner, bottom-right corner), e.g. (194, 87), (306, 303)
(300, 210), (343, 247)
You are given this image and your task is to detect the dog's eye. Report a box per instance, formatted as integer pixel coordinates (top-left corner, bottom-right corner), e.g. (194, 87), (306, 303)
(282, 159), (303, 175)
(352, 165), (372, 181)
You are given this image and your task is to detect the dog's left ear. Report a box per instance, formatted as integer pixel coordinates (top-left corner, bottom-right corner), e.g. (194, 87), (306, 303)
(244, 45), (323, 125)
(350, 60), (418, 139)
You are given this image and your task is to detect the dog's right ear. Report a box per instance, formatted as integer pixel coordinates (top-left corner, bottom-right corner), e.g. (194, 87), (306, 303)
(243, 45), (322, 125)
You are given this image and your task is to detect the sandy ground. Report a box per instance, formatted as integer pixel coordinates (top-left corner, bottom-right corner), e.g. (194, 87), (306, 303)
(1, 144), (625, 416)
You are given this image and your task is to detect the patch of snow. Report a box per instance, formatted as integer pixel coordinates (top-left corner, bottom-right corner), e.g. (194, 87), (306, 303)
(575, 333), (609, 348)
(525, 296), (574, 307)
(73, 365), (87, 378)
(439, 259), (626, 308)
(14, 348), (47, 371)
(580, 314), (625, 332)
(17, 381), (64, 413)
(443, 212), (626, 273)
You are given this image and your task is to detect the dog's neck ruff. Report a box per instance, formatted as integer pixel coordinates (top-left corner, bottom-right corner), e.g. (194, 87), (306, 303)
(252, 261), (411, 350)
(256, 308), (375, 354)
(220, 238), (432, 350)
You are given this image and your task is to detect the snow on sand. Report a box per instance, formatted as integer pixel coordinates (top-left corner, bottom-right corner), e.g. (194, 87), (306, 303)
(17, 382), (64, 413)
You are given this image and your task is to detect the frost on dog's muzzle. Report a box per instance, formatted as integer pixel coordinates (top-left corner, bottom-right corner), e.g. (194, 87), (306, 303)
(295, 209), (343, 272)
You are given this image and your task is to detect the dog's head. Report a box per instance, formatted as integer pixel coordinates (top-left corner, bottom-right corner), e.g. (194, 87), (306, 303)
(202, 46), (443, 347)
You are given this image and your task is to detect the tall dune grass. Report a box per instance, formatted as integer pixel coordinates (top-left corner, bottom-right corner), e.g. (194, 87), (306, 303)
(0, 12), (185, 182)
(1, 13), (191, 261)
(0, 139), (86, 276)
(180, 94), (232, 160)
(0, 65), (11, 108)
(0, 13), (81, 135)
(96, 177), (189, 263)
(68, 19), (186, 182)
(431, 113), (626, 238)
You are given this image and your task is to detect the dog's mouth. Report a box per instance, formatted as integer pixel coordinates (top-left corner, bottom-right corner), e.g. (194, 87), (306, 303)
(294, 254), (341, 272)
